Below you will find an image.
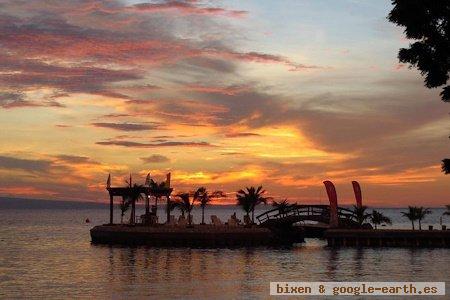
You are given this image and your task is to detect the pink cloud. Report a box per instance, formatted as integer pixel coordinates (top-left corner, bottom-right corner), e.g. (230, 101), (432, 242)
(183, 84), (250, 95)
(131, 1), (248, 18)
(395, 63), (406, 70)
(214, 51), (322, 71)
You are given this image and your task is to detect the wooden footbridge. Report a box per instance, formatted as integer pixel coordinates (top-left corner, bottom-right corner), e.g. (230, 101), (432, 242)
(256, 204), (357, 227)
(256, 180), (365, 232)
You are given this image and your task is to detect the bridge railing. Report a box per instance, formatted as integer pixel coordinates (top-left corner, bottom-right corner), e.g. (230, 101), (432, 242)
(337, 207), (357, 221)
(256, 205), (330, 224)
(256, 205), (357, 224)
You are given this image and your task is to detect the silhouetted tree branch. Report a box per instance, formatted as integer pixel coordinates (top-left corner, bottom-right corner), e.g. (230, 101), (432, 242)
(442, 158), (450, 174)
(388, 1), (450, 174)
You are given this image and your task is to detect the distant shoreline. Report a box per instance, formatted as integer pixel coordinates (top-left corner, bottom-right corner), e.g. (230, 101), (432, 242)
(0, 196), (446, 210)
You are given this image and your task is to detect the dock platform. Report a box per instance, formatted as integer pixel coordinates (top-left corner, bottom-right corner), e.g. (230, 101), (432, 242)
(90, 224), (304, 247)
(325, 229), (450, 247)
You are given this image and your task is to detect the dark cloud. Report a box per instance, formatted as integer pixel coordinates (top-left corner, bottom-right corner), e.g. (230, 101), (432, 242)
(91, 122), (161, 131)
(102, 113), (132, 118)
(140, 154), (170, 163)
(225, 132), (261, 138)
(0, 53), (142, 98)
(0, 92), (36, 108)
(0, 155), (51, 172)
(54, 155), (98, 164)
(0, 91), (65, 109)
(96, 140), (213, 148)
(220, 152), (245, 156)
(184, 83), (250, 95)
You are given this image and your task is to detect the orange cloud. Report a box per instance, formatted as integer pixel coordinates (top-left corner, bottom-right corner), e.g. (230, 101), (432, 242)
(0, 186), (57, 197)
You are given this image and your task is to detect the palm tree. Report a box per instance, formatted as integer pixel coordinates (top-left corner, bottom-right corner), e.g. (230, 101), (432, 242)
(174, 199), (186, 217)
(442, 159), (450, 174)
(236, 186), (270, 223)
(443, 205), (450, 216)
(194, 187), (225, 224)
(236, 193), (252, 222)
(402, 206), (420, 230)
(177, 193), (195, 226)
(351, 205), (371, 227)
(272, 199), (291, 214)
(119, 196), (130, 224)
(370, 210), (392, 229)
(126, 184), (145, 224)
(416, 207), (432, 230)
(149, 179), (173, 223)
(165, 198), (178, 218)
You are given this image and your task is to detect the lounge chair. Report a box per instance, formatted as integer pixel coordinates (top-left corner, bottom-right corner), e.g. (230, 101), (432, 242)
(167, 215), (176, 226)
(211, 215), (223, 226)
(231, 214), (241, 225)
(178, 215), (187, 226)
(150, 215), (158, 225)
(228, 217), (238, 227)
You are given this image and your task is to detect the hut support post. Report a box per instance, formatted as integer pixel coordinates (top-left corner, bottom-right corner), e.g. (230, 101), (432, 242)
(131, 200), (136, 224)
(166, 196), (170, 223)
(109, 194), (113, 224)
(145, 194), (149, 216)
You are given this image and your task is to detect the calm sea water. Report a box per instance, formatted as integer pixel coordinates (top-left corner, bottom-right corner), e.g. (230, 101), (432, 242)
(0, 199), (449, 299)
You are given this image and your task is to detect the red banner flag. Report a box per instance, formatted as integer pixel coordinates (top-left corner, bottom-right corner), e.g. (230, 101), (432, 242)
(323, 180), (338, 228)
(352, 181), (362, 208)
(166, 172), (171, 187)
(106, 173), (111, 189)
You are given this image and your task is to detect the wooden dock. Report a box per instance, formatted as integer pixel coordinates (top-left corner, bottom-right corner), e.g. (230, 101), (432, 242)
(325, 229), (450, 248)
(90, 224), (304, 247)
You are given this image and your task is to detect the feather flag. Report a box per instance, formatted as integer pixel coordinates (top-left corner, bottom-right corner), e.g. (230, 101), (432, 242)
(323, 180), (338, 228)
(351, 181), (363, 208)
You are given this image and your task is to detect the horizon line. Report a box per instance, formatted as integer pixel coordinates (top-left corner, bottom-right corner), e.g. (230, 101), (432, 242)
(0, 196), (447, 209)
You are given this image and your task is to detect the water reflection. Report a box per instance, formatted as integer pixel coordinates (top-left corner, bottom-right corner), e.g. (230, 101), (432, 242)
(353, 248), (365, 277)
(1, 208), (450, 298)
(326, 248), (339, 279)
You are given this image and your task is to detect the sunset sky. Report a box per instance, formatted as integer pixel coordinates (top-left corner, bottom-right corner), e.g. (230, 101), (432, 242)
(0, 0), (448, 206)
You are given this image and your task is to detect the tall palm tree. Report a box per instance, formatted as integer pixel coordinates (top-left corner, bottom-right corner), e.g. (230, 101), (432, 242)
(416, 207), (432, 230)
(174, 199), (186, 217)
(126, 184), (145, 224)
(165, 198), (178, 218)
(236, 186), (270, 223)
(370, 210), (392, 229)
(194, 187), (225, 225)
(119, 196), (130, 224)
(352, 205), (372, 227)
(149, 179), (173, 223)
(177, 193), (195, 226)
(236, 193), (252, 222)
(402, 206), (420, 230)
(272, 199), (291, 214)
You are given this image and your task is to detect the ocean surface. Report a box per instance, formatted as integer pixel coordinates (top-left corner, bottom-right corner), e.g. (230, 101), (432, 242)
(0, 198), (449, 299)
